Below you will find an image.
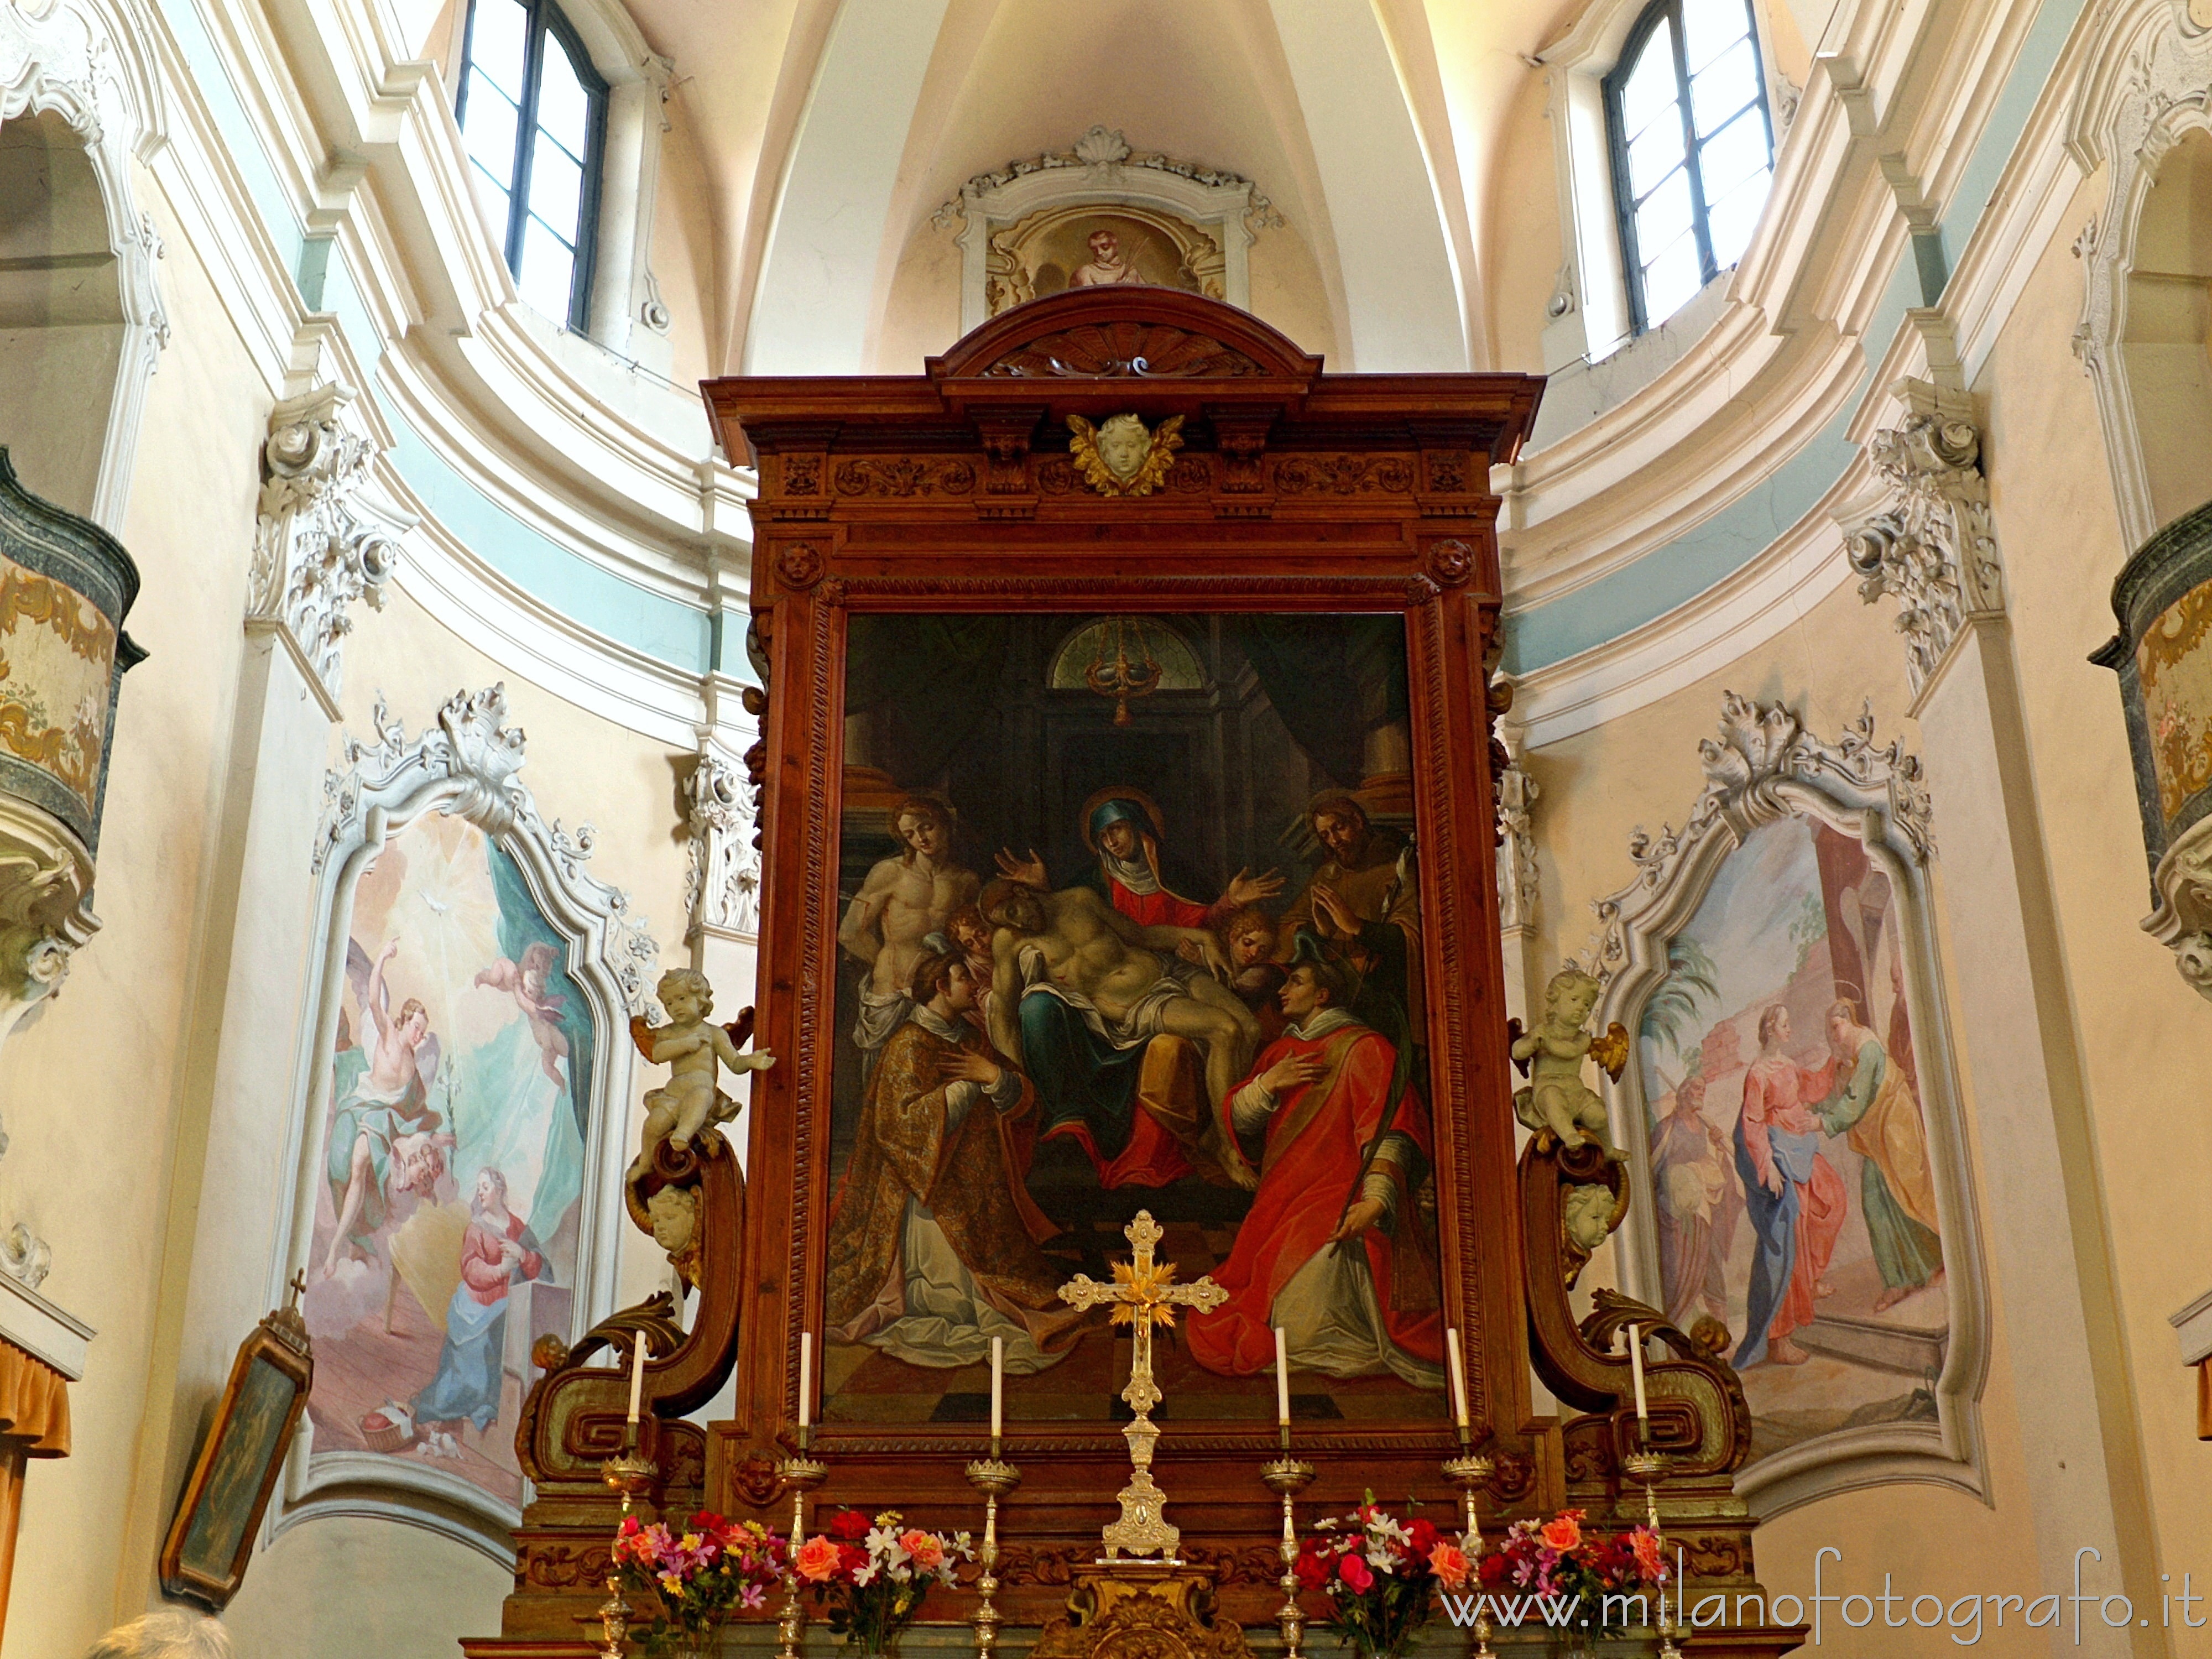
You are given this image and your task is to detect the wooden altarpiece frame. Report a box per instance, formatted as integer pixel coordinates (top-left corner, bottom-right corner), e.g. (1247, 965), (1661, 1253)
(466, 292), (1791, 1653)
(716, 290), (1545, 1605)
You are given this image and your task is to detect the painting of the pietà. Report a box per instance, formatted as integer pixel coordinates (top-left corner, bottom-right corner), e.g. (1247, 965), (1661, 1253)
(821, 612), (1446, 1426)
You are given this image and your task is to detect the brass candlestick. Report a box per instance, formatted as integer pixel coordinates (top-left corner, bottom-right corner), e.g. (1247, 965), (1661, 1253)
(598, 1448), (659, 1658)
(774, 1439), (828, 1659)
(965, 1441), (1021, 1658)
(1442, 1446), (1495, 1659)
(1260, 1436), (1314, 1659)
(1620, 1448), (1682, 1659)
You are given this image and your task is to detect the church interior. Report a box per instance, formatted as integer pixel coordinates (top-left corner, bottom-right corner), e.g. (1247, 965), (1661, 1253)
(1, 0), (2209, 1655)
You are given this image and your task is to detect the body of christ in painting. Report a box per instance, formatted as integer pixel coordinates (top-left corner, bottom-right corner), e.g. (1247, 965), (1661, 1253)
(822, 613), (1447, 1428)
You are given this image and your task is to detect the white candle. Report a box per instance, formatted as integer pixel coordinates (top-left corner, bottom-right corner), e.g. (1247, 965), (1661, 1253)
(797, 1331), (813, 1430)
(627, 1331), (646, 1425)
(990, 1335), (1004, 1439)
(1445, 1326), (1470, 1429)
(1627, 1324), (1649, 1426)
(1274, 1327), (1291, 1426)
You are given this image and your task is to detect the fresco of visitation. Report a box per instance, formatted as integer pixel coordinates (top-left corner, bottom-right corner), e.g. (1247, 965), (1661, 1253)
(1641, 813), (1948, 1463)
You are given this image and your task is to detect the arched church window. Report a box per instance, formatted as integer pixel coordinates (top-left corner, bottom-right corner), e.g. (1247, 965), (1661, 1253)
(457, 0), (607, 331)
(1604, 0), (1775, 333)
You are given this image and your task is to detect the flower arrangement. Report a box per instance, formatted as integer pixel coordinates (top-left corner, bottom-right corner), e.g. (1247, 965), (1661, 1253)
(1478, 1508), (1670, 1631)
(1292, 1495), (1470, 1659)
(611, 1510), (787, 1657)
(794, 1507), (973, 1656)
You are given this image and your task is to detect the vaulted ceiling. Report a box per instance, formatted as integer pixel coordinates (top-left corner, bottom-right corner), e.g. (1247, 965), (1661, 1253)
(622, 0), (1599, 377)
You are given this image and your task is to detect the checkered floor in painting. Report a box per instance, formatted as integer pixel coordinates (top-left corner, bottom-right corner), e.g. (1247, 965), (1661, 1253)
(823, 1213), (1448, 1427)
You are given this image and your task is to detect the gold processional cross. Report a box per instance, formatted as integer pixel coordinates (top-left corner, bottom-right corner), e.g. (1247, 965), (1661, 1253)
(1057, 1210), (1228, 1561)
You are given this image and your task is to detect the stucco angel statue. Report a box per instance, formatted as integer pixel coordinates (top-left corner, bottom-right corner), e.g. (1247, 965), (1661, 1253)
(627, 968), (774, 1180)
(1507, 965), (1630, 1161)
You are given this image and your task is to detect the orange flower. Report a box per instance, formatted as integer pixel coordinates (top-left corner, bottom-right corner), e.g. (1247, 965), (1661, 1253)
(794, 1536), (843, 1582)
(902, 1530), (945, 1571)
(1631, 1529), (1665, 1579)
(1539, 1515), (1582, 1552)
(1428, 1542), (1471, 1589)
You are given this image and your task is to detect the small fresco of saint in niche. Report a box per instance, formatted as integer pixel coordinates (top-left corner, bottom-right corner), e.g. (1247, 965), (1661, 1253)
(1015, 213), (1207, 301)
(824, 612), (1447, 1428)
(1641, 816), (1947, 1464)
(300, 814), (593, 1505)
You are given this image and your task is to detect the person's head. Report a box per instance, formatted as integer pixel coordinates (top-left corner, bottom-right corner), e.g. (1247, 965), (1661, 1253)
(1825, 998), (1869, 1053)
(1278, 953), (1353, 1022)
(472, 1166), (509, 1217)
(1088, 228), (1121, 261)
(519, 940), (558, 995)
(1096, 414), (1151, 478)
(1562, 1182), (1618, 1251)
(1224, 905), (1276, 969)
(396, 997), (429, 1047)
(892, 797), (950, 862)
(396, 1138), (446, 1197)
(646, 1184), (700, 1254)
(910, 947), (974, 1015)
(947, 904), (992, 959)
(1542, 967), (1600, 1029)
(1756, 1004), (1792, 1051)
(980, 877), (1046, 937)
(1673, 1073), (1708, 1116)
(85, 1611), (233, 1659)
(1310, 792), (1371, 864)
(1100, 818), (1140, 859)
(657, 967), (713, 1022)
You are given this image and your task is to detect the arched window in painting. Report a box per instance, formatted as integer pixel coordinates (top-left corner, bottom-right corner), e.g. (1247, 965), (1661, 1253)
(456, 0), (607, 330)
(1605, 0), (1776, 332)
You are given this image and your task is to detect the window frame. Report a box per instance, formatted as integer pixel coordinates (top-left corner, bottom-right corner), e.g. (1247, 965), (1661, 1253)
(455, 0), (611, 333)
(1601, 0), (1776, 336)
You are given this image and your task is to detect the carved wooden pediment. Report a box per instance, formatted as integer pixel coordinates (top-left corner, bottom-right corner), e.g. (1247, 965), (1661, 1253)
(1029, 1565), (1253, 1659)
(930, 289), (1321, 388)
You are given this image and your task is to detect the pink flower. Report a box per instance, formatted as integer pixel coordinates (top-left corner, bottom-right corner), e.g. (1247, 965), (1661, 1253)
(1540, 1514), (1582, 1552)
(794, 1535), (843, 1583)
(1338, 1554), (1375, 1593)
(1428, 1542), (1470, 1589)
(901, 1530), (945, 1571)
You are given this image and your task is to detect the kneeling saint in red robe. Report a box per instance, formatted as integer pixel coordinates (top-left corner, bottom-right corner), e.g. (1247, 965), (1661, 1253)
(1185, 955), (1443, 1386)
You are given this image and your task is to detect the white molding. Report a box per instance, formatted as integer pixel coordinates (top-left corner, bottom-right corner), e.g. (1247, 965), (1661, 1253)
(2067, 0), (2212, 550)
(2143, 815), (2212, 1001)
(683, 738), (759, 948)
(273, 685), (655, 1547)
(1, 0), (171, 533)
(1578, 692), (1990, 1519)
(933, 125), (1280, 337)
(0, 1269), (95, 1379)
(249, 380), (417, 719)
(2171, 1282), (2212, 1366)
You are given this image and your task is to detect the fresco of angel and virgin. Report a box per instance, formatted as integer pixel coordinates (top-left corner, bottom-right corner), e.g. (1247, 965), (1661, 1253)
(299, 811), (595, 1506)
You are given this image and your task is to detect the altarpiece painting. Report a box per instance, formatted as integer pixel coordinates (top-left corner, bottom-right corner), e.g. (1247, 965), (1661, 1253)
(824, 612), (1447, 1431)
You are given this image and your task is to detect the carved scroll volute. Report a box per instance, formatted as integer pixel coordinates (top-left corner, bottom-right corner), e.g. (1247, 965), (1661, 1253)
(518, 1134), (747, 1491)
(1520, 1138), (1751, 1478)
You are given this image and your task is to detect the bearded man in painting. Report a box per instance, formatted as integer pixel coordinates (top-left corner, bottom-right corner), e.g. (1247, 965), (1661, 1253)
(825, 946), (1084, 1373)
(1185, 945), (1443, 1386)
(839, 797), (978, 1081)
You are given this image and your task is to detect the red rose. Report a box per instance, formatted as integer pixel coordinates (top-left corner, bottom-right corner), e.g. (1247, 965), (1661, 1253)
(1295, 1550), (1331, 1591)
(838, 1543), (869, 1574)
(828, 1509), (872, 1541)
(1479, 1553), (1512, 1590)
(1339, 1554), (1375, 1593)
(1406, 1518), (1440, 1559)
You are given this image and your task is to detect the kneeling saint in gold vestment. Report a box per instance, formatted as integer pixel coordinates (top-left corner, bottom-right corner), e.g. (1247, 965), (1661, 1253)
(826, 945), (1086, 1373)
